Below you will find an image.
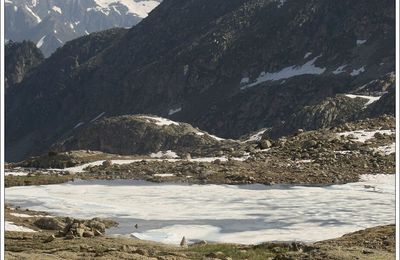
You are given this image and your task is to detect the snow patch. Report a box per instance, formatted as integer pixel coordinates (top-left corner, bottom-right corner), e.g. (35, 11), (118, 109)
(90, 112), (105, 122)
(5, 171), (30, 176)
(90, 0), (160, 18)
(5, 221), (36, 232)
(183, 65), (189, 76)
(195, 131), (226, 141)
(25, 5), (41, 23)
(332, 65), (347, 75)
(241, 55), (325, 89)
(73, 122), (84, 129)
(36, 35), (46, 48)
(240, 77), (250, 84)
(350, 67), (365, 76)
(337, 129), (394, 143)
(303, 52), (312, 59)
(344, 94), (381, 106)
(10, 213), (50, 218)
(295, 159), (314, 164)
(207, 133), (225, 141)
(139, 116), (180, 126)
(150, 150), (179, 159)
(372, 143), (395, 155)
(168, 107), (182, 116)
(244, 129), (267, 142)
(154, 174), (175, 177)
(51, 6), (62, 14)
(356, 39), (367, 45)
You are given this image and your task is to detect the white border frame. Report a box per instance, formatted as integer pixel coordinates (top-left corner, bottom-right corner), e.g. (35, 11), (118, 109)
(1, 0), (6, 256)
(395, 0), (399, 258)
(0, 1), (399, 259)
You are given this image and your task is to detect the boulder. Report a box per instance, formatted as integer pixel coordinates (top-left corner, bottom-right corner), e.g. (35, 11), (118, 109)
(34, 217), (65, 230)
(102, 160), (113, 167)
(260, 140), (272, 149)
(302, 140), (317, 149)
(86, 220), (106, 233)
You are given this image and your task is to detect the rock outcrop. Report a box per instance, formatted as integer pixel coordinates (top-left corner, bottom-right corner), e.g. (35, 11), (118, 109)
(51, 115), (237, 157)
(5, 41), (44, 91)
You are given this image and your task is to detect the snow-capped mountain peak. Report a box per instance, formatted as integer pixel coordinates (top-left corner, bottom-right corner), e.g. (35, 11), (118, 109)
(5, 0), (162, 56)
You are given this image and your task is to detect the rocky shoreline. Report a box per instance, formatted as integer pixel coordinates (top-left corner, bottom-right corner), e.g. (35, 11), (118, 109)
(4, 207), (395, 260)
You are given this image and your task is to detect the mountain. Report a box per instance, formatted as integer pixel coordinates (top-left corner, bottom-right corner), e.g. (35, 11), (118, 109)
(5, 0), (162, 56)
(5, 40), (44, 91)
(6, 0), (395, 162)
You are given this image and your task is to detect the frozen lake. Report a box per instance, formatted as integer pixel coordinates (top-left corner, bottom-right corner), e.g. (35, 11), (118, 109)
(5, 174), (395, 245)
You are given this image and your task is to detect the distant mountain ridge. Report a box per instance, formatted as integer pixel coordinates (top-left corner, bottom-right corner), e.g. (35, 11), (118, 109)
(5, 0), (162, 56)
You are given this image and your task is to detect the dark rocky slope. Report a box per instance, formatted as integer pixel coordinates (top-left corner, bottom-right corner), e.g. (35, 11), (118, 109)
(5, 41), (44, 91)
(6, 0), (395, 161)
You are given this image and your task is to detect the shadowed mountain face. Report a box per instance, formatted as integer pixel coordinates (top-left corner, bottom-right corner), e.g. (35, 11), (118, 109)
(5, 40), (44, 91)
(6, 0), (395, 161)
(5, 0), (162, 56)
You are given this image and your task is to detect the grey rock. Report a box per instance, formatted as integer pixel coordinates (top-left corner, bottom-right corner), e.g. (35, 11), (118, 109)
(34, 217), (65, 230)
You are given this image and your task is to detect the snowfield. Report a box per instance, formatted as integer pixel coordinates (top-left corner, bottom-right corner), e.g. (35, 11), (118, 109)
(5, 175), (395, 245)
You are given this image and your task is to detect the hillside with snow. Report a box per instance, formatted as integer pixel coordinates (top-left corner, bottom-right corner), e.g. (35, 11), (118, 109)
(5, 0), (162, 56)
(5, 0), (395, 162)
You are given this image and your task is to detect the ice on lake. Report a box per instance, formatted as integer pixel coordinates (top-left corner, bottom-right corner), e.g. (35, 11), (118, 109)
(5, 174), (395, 245)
